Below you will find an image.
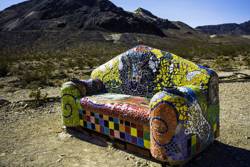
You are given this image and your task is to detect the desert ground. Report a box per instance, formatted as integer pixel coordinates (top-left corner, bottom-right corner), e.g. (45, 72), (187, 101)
(0, 71), (250, 167)
(0, 0), (250, 166)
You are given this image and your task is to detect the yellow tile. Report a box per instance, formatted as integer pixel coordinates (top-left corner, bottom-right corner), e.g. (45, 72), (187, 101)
(80, 119), (83, 126)
(119, 124), (125, 132)
(191, 135), (196, 146)
(144, 140), (150, 149)
(131, 127), (137, 137)
(109, 122), (114, 130)
(213, 123), (217, 132)
(151, 49), (163, 58)
(103, 115), (109, 120)
(96, 124), (100, 132)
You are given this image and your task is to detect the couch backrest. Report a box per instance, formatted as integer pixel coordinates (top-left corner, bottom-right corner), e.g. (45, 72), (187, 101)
(91, 45), (214, 98)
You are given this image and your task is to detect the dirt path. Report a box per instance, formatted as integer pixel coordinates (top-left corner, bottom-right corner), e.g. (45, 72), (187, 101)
(0, 81), (250, 167)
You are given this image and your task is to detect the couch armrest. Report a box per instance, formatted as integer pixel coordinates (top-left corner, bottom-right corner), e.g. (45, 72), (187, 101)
(149, 85), (216, 164)
(61, 79), (106, 127)
(70, 78), (106, 96)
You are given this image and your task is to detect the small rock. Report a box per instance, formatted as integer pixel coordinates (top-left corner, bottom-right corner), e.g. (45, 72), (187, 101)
(56, 158), (63, 163)
(58, 132), (72, 140)
(23, 104), (28, 108)
(0, 153), (6, 157)
(54, 129), (63, 133)
(0, 98), (10, 106)
(48, 109), (54, 113)
(129, 155), (135, 159)
(125, 157), (129, 160)
(136, 161), (142, 167)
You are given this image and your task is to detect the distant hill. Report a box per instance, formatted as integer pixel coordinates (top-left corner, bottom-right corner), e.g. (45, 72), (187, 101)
(0, 0), (165, 36)
(133, 7), (201, 37)
(0, 0), (203, 37)
(196, 21), (250, 35)
(0, 0), (207, 51)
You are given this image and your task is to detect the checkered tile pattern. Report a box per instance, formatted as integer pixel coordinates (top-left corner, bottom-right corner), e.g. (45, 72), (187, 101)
(79, 109), (150, 149)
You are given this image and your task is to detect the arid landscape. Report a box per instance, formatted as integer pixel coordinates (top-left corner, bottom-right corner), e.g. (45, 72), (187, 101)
(0, 72), (250, 167)
(0, 0), (250, 166)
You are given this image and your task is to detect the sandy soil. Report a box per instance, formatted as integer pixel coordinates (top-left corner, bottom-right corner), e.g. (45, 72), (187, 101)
(0, 76), (250, 167)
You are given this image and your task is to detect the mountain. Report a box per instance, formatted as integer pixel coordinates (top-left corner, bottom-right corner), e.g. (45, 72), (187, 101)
(134, 7), (202, 38)
(0, 0), (165, 36)
(134, 7), (179, 30)
(0, 0), (207, 52)
(196, 21), (250, 35)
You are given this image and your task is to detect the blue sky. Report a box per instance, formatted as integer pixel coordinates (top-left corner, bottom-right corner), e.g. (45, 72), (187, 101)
(0, 0), (250, 27)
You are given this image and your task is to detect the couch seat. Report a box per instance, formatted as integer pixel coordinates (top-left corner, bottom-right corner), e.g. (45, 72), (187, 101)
(80, 93), (150, 124)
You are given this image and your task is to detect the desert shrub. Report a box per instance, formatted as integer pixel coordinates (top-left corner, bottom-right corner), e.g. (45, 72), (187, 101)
(29, 88), (48, 106)
(213, 56), (234, 71)
(0, 61), (9, 77)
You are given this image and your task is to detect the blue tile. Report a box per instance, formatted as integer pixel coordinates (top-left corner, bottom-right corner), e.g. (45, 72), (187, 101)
(91, 123), (95, 130)
(131, 136), (137, 144)
(94, 113), (99, 118)
(99, 119), (104, 126)
(125, 133), (131, 142)
(87, 122), (92, 129)
(113, 117), (119, 123)
(109, 117), (113, 121)
(120, 132), (125, 139)
(78, 110), (83, 119)
(137, 138), (144, 147)
(104, 127), (109, 135)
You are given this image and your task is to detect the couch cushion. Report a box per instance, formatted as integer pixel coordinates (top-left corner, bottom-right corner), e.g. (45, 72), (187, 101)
(80, 93), (150, 124)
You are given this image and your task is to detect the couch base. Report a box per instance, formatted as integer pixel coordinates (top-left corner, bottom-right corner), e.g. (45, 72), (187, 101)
(66, 126), (176, 166)
(67, 126), (151, 156)
(78, 109), (151, 149)
(66, 126), (191, 167)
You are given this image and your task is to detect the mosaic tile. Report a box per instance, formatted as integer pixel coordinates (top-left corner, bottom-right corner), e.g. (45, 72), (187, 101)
(80, 110), (150, 149)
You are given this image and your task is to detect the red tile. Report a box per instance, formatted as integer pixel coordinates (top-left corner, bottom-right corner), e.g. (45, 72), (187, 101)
(125, 126), (130, 133)
(137, 130), (143, 138)
(110, 129), (114, 136)
(86, 116), (90, 122)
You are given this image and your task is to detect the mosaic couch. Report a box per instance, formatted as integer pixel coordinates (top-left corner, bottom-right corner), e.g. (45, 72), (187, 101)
(61, 45), (219, 165)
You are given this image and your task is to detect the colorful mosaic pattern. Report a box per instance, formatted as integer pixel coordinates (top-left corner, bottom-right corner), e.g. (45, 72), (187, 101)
(80, 93), (150, 123)
(149, 86), (219, 162)
(79, 110), (150, 149)
(61, 45), (220, 165)
(91, 45), (211, 98)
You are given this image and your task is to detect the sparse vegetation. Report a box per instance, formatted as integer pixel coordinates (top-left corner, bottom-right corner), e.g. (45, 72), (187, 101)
(0, 61), (10, 77)
(0, 37), (250, 88)
(29, 88), (48, 106)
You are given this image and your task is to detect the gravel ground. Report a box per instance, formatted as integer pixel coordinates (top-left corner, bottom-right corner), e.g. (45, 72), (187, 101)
(0, 79), (250, 167)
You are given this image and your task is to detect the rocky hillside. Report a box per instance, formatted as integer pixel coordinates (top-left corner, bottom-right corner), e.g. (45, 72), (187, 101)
(134, 7), (179, 30)
(134, 7), (203, 38)
(0, 0), (165, 36)
(196, 20), (250, 35)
